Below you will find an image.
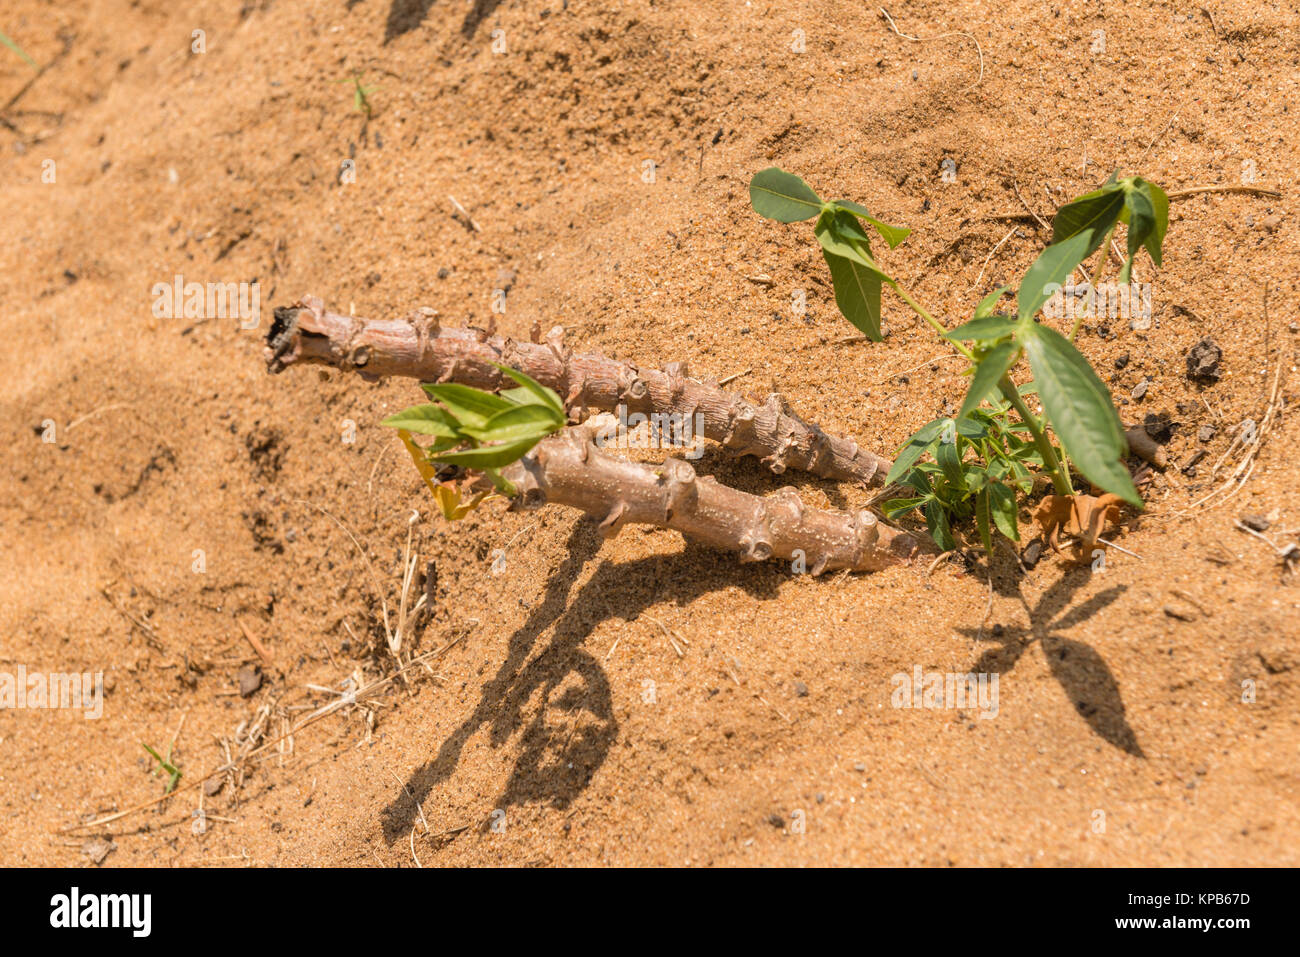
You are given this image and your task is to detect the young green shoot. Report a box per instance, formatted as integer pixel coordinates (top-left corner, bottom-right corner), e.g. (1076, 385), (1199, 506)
(142, 742), (182, 795)
(0, 29), (38, 70)
(337, 73), (378, 116)
(750, 167), (1170, 552)
(383, 364), (567, 519)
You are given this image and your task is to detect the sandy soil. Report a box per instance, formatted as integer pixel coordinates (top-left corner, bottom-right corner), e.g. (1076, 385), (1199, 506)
(1, 0), (1297, 866)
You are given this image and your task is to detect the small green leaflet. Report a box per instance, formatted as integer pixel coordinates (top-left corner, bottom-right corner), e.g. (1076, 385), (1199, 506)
(986, 481), (1019, 542)
(381, 403), (462, 438)
(831, 200), (911, 248)
(430, 438), (543, 470)
(924, 500), (956, 551)
(461, 403), (564, 444)
(419, 383), (516, 429)
(974, 487), (994, 553)
(935, 437), (965, 489)
(945, 312), (1016, 344)
(0, 29), (37, 69)
(749, 167), (823, 222)
(885, 418), (947, 485)
(1021, 323), (1141, 505)
(1119, 186), (1154, 284)
(490, 362), (565, 417)
(814, 209), (893, 340)
(882, 496), (928, 520)
(973, 285), (1013, 320)
(1137, 179), (1169, 266)
(957, 341), (1019, 421)
(822, 249), (883, 340)
(1050, 184), (1126, 260)
(1017, 229), (1092, 321)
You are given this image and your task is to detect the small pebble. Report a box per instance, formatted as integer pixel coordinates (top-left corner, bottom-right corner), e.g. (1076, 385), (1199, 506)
(1240, 513), (1271, 532)
(237, 664), (263, 697)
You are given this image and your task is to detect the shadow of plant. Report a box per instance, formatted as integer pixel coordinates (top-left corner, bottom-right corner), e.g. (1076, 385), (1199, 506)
(958, 565), (1144, 756)
(381, 518), (782, 843)
(380, 0), (503, 43)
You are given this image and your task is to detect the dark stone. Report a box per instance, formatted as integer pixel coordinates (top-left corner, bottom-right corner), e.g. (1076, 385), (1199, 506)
(1143, 412), (1174, 443)
(1186, 337), (1223, 382)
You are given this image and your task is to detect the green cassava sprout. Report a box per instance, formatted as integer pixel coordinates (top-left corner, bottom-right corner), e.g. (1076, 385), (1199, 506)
(750, 167), (1170, 552)
(382, 363), (566, 519)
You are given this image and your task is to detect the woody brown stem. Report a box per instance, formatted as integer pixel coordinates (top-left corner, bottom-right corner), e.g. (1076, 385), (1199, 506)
(501, 417), (931, 573)
(266, 295), (892, 486)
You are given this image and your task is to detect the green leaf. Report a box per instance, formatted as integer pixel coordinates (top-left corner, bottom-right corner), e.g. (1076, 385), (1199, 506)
(882, 496), (928, 519)
(822, 249), (883, 340)
(956, 415), (990, 439)
(935, 437), (965, 488)
(831, 200), (911, 248)
(1139, 179), (1169, 266)
(490, 362), (565, 417)
(973, 284), (1013, 320)
(958, 341), (1019, 421)
(420, 383), (516, 429)
(813, 210), (885, 272)
(1017, 230), (1093, 321)
(987, 481), (1020, 542)
(1020, 324), (1141, 505)
(924, 501), (956, 551)
(1008, 459), (1034, 494)
(749, 167), (823, 222)
(462, 403), (564, 443)
(903, 468), (934, 496)
(963, 464), (989, 493)
(975, 488), (994, 553)
(815, 210), (894, 271)
(431, 437), (543, 470)
(886, 418), (947, 484)
(1120, 185), (1155, 285)
(0, 29), (37, 69)
(946, 313), (1016, 343)
(381, 403), (462, 438)
(1050, 184), (1126, 259)
(813, 209), (895, 339)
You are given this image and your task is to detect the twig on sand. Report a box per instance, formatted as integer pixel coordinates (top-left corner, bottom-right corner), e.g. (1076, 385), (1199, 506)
(880, 7), (984, 93)
(447, 194), (481, 232)
(56, 635), (465, 834)
(236, 617), (273, 665)
(1167, 185), (1281, 201)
